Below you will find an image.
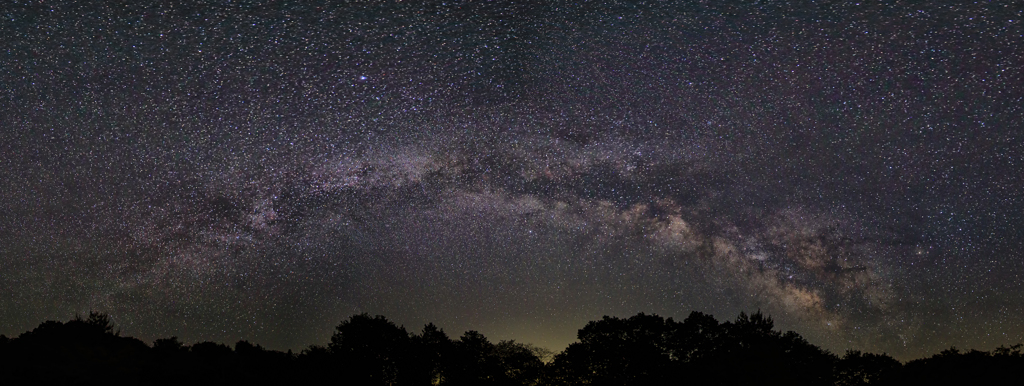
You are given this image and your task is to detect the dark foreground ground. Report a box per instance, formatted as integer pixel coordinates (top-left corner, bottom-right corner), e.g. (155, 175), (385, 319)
(1, 311), (1021, 385)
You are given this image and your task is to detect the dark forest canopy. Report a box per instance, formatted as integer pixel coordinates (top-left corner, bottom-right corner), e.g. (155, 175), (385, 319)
(0, 311), (1021, 385)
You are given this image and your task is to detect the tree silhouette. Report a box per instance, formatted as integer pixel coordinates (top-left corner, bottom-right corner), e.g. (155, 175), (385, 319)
(546, 310), (837, 385)
(328, 313), (413, 385)
(896, 345), (1024, 385)
(835, 350), (901, 386)
(667, 310), (723, 362)
(234, 340), (296, 385)
(189, 341), (236, 384)
(153, 336), (188, 353)
(1, 310), (1022, 385)
(699, 311), (836, 385)
(7, 312), (150, 385)
(296, 344), (334, 384)
(493, 340), (545, 386)
(546, 313), (676, 386)
(446, 330), (504, 386)
(410, 323), (454, 385)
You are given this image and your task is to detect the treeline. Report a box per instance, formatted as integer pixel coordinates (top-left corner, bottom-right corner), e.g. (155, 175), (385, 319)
(0, 311), (1021, 385)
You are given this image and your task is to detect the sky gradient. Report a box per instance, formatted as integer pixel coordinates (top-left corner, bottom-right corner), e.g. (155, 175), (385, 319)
(2, 1), (1022, 360)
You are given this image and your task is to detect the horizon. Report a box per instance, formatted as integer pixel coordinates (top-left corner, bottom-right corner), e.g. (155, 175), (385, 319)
(6, 309), (1020, 364)
(5, 308), (1019, 363)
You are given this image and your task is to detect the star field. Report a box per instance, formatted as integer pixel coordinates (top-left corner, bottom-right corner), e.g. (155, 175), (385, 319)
(1, 1), (1022, 360)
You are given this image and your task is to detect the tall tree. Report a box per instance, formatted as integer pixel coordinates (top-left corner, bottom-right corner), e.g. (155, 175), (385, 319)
(547, 313), (676, 386)
(329, 313), (412, 386)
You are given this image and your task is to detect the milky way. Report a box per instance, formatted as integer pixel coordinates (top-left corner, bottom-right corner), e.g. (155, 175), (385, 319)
(1, 1), (1022, 360)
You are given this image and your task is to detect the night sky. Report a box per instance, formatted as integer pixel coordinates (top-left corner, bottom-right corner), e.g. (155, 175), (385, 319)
(2, 1), (1022, 361)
